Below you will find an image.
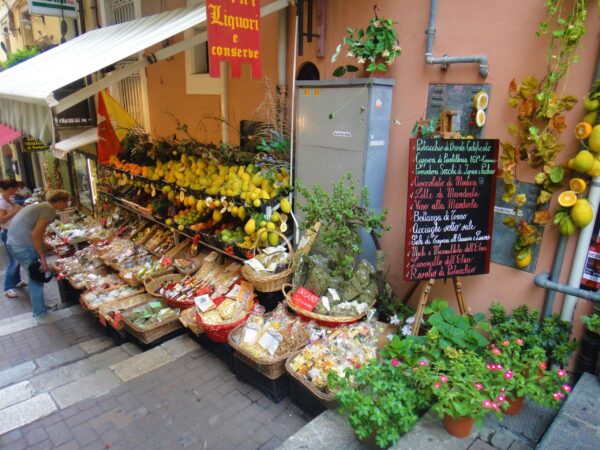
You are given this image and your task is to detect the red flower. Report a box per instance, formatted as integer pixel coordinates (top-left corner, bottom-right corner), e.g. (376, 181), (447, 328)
(474, 383), (484, 390)
(539, 362), (547, 371)
(557, 369), (566, 378)
(504, 370), (513, 380)
(439, 376), (448, 383)
(516, 338), (524, 345)
(497, 395), (506, 403)
(562, 384), (571, 393)
(433, 383), (441, 389)
(502, 340), (510, 347)
(355, 364), (361, 369)
(492, 348), (502, 355)
(391, 359), (399, 367)
(418, 360), (429, 366)
(482, 400), (492, 409)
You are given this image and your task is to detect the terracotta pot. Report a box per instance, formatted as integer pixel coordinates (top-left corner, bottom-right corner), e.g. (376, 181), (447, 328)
(442, 414), (474, 438)
(505, 396), (525, 415)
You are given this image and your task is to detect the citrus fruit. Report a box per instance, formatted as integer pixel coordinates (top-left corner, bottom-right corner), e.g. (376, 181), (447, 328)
(212, 210), (222, 223)
(178, 224), (185, 231)
(571, 199), (594, 228)
(589, 125), (600, 153)
(473, 91), (489, 109)
(475, 109), (486, 127)
(574, 122), (593, 140)
(266, 222), (276, 231)
(573, 150), (595, 173)
(270, 211), (281, 223)
(165, 219), (173, 226)
(558, 191), (577, 207)
(583, 111), (598, 125)
(244, 219), (256, 235)
(515, 248), (532, 269)
(252, 199), (262, 208)
(569, 178), (587, 193)
(267, 232), (280, 246)
(584, 96), (600, 112)
(587, 160), (600, 177)
(280, 198), (292, 214)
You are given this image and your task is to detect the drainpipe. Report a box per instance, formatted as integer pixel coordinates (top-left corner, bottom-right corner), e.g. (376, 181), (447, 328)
(425, 0), (489, 78)
(560, 54), (600, 322)
(278, 9), (287, 87)
(535, 272), (600, 303)
(542, 235), (569, 317)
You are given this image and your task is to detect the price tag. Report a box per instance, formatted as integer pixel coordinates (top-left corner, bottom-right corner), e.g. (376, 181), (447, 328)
(321, 296), (331, 311)
(242, 327), (258, 344)
(327, 288), (340, 302)
(161, 257), (173, 267)
(245, 258), (266, 272)
(291, 287), (320, 312)
(113, 313), (121, 328)
(258, 331), (281, 356)
(195, 294), (215, 312)
(227, 284), (241, 299)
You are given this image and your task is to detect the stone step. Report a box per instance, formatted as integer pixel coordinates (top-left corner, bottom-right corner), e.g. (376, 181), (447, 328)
(0, 334), (201, 436)
(0, 304), (83, 337)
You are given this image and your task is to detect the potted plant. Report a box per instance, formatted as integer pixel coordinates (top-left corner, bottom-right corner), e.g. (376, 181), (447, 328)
(412, 349), (504, 438)
(578, 313), (600, 375)
(328, 358), (430, 449)
(331, 6), (401, 78)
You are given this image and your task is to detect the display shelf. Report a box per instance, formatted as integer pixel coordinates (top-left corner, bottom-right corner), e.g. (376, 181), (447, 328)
(98, 190), (245, 263)
(102, 165), (288, 211)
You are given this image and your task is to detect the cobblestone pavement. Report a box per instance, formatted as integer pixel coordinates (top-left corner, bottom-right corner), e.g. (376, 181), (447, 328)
(0, 247), (308, 449)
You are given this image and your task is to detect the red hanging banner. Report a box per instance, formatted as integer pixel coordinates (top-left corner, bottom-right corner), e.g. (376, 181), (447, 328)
(206, 0), (261, 79)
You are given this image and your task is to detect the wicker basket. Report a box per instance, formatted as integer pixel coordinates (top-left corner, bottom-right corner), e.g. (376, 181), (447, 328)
(228, 319), (309, 379)
(121, 300), (182, 344)
(283, 284), (375, 328)
(98, 293), (155, 331)
(195, 296), (255, 343)
(80, 286), (145, 314)
(179, 307), (204, 336)
(118, 268), (143, 287)
(241, 231), (294, 293)
(134, 265), (175, 285)
(143, 273), (184, 298)
(285, 349), (337, 409)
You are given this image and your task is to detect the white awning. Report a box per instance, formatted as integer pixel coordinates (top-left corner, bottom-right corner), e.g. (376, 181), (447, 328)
(53, 127), (99, 160)
(0, 0), (289, 144)
(0, 4), (207, 143)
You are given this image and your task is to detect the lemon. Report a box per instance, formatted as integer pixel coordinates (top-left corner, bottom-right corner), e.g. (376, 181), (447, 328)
(558, 190), (577, 208)
(589, 125), (600, 153)
(212, 210), (223, 223)
(515, 248), (532, 269)
(266, 222), (276, 231)
(571, 199), (594, 228)
(569, 178), (587, 194)
(165, 219), (173, 226)
(280, 198), (292, 214)
(258, 228), (268, 243)
(267, 232), (280, 246)
(238, 206), (247, 220)
(583, 111), (598, 125)
(279, 222), (288, 233)
(244, 219), (256, 235)
(475, 109), (486, 127)
(253, 199), (262, 208)
(178, 224), (185, 231)
(270, 211), (281, 223)
(588, 160), (600, 177)
(259, 220), (267, 228)
(573, 150), (595, 173)
(473, 91), (489, 109)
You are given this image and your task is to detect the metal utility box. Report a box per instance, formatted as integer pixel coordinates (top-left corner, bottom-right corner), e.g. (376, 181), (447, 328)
(294, 78), (394, 263)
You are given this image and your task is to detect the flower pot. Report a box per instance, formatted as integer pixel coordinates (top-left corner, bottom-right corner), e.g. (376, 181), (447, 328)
(354, 430), (385, 449)
(442, 414), (474, 438)
(505, 396), (524, 415)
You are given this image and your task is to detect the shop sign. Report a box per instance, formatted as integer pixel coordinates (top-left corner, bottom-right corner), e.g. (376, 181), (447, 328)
(206, 0), (261, 79)
(403, 138), (499, 281)
(22, 136), (49, 152)
(28, 0), (78, 19)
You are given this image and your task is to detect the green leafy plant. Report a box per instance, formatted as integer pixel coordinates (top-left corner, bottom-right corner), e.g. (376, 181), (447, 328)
(412, 348), (504, 425)
(489, 303), (578, 367)
(296, 173), (389, 280)
(0, 47), (40, 71)
(581, 313), (600, 335)
(500, 0), (588, 264)
(331, 6), (401, 77)
(328, 359), (429, 448)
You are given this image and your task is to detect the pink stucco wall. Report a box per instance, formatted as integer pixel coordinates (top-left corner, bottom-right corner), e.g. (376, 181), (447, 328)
(290, 1), (600, 337)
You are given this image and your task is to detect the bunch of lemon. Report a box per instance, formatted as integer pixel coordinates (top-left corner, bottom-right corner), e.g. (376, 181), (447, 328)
(555, 178), (593, 235)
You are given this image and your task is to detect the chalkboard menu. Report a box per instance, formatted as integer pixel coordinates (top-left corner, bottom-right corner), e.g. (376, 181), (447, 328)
(404, 138), (499, 281)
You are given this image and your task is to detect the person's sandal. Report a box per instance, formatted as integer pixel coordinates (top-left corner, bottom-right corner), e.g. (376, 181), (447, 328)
(5, 289), (18, 298)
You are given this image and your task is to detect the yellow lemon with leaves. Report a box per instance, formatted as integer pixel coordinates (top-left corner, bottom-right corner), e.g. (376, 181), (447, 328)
(515, 248), (532, 269)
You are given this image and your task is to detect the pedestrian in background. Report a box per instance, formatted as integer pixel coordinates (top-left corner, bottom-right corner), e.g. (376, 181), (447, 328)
(0, 179), (26, 298)
(7, 189), (70, 318)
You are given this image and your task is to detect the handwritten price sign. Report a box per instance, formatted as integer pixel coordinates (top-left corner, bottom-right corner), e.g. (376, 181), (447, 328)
(291, 287), (320, 312)
(207, 0), (261, 79)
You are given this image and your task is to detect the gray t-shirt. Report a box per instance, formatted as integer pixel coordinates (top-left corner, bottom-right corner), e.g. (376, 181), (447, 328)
(7, 202), (56, 247)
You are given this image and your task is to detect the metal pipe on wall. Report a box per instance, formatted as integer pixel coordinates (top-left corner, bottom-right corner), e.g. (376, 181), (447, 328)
(425, 0), (489, 78)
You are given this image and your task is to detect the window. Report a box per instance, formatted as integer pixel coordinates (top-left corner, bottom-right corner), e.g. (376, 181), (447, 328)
(72, 152), (97, 213)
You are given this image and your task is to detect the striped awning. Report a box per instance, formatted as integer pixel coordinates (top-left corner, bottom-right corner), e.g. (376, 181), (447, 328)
(0, 123), (22, 147)
(53, 127), (98, 160)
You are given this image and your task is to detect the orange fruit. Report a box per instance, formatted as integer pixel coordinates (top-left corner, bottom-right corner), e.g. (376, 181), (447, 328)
(574, 122), (592, 140)
(569, 178), (587, 194)
(558, 190), (577, 208)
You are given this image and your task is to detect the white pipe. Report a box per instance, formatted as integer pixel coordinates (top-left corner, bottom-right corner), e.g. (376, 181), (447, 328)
(560, 177), (600, 321)
(290, 14), (298, 244)
(221, 61), (229, 144)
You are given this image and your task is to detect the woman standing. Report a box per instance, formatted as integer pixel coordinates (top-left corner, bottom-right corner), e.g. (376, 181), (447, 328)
(7, 189), (70, 318)
(0, 179), (25, 298)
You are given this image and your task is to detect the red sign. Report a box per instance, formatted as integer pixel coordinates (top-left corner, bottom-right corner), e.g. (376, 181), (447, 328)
(207, 0), (261, 79)
(291, 287), (320, 312)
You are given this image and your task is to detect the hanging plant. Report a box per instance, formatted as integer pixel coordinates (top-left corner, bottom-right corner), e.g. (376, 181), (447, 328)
(500, 0), (589, 268)
(331, 5), (401, 77)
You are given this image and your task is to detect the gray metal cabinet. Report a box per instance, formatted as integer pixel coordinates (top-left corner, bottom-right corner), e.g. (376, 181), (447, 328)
(294, 78), (394, 263)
